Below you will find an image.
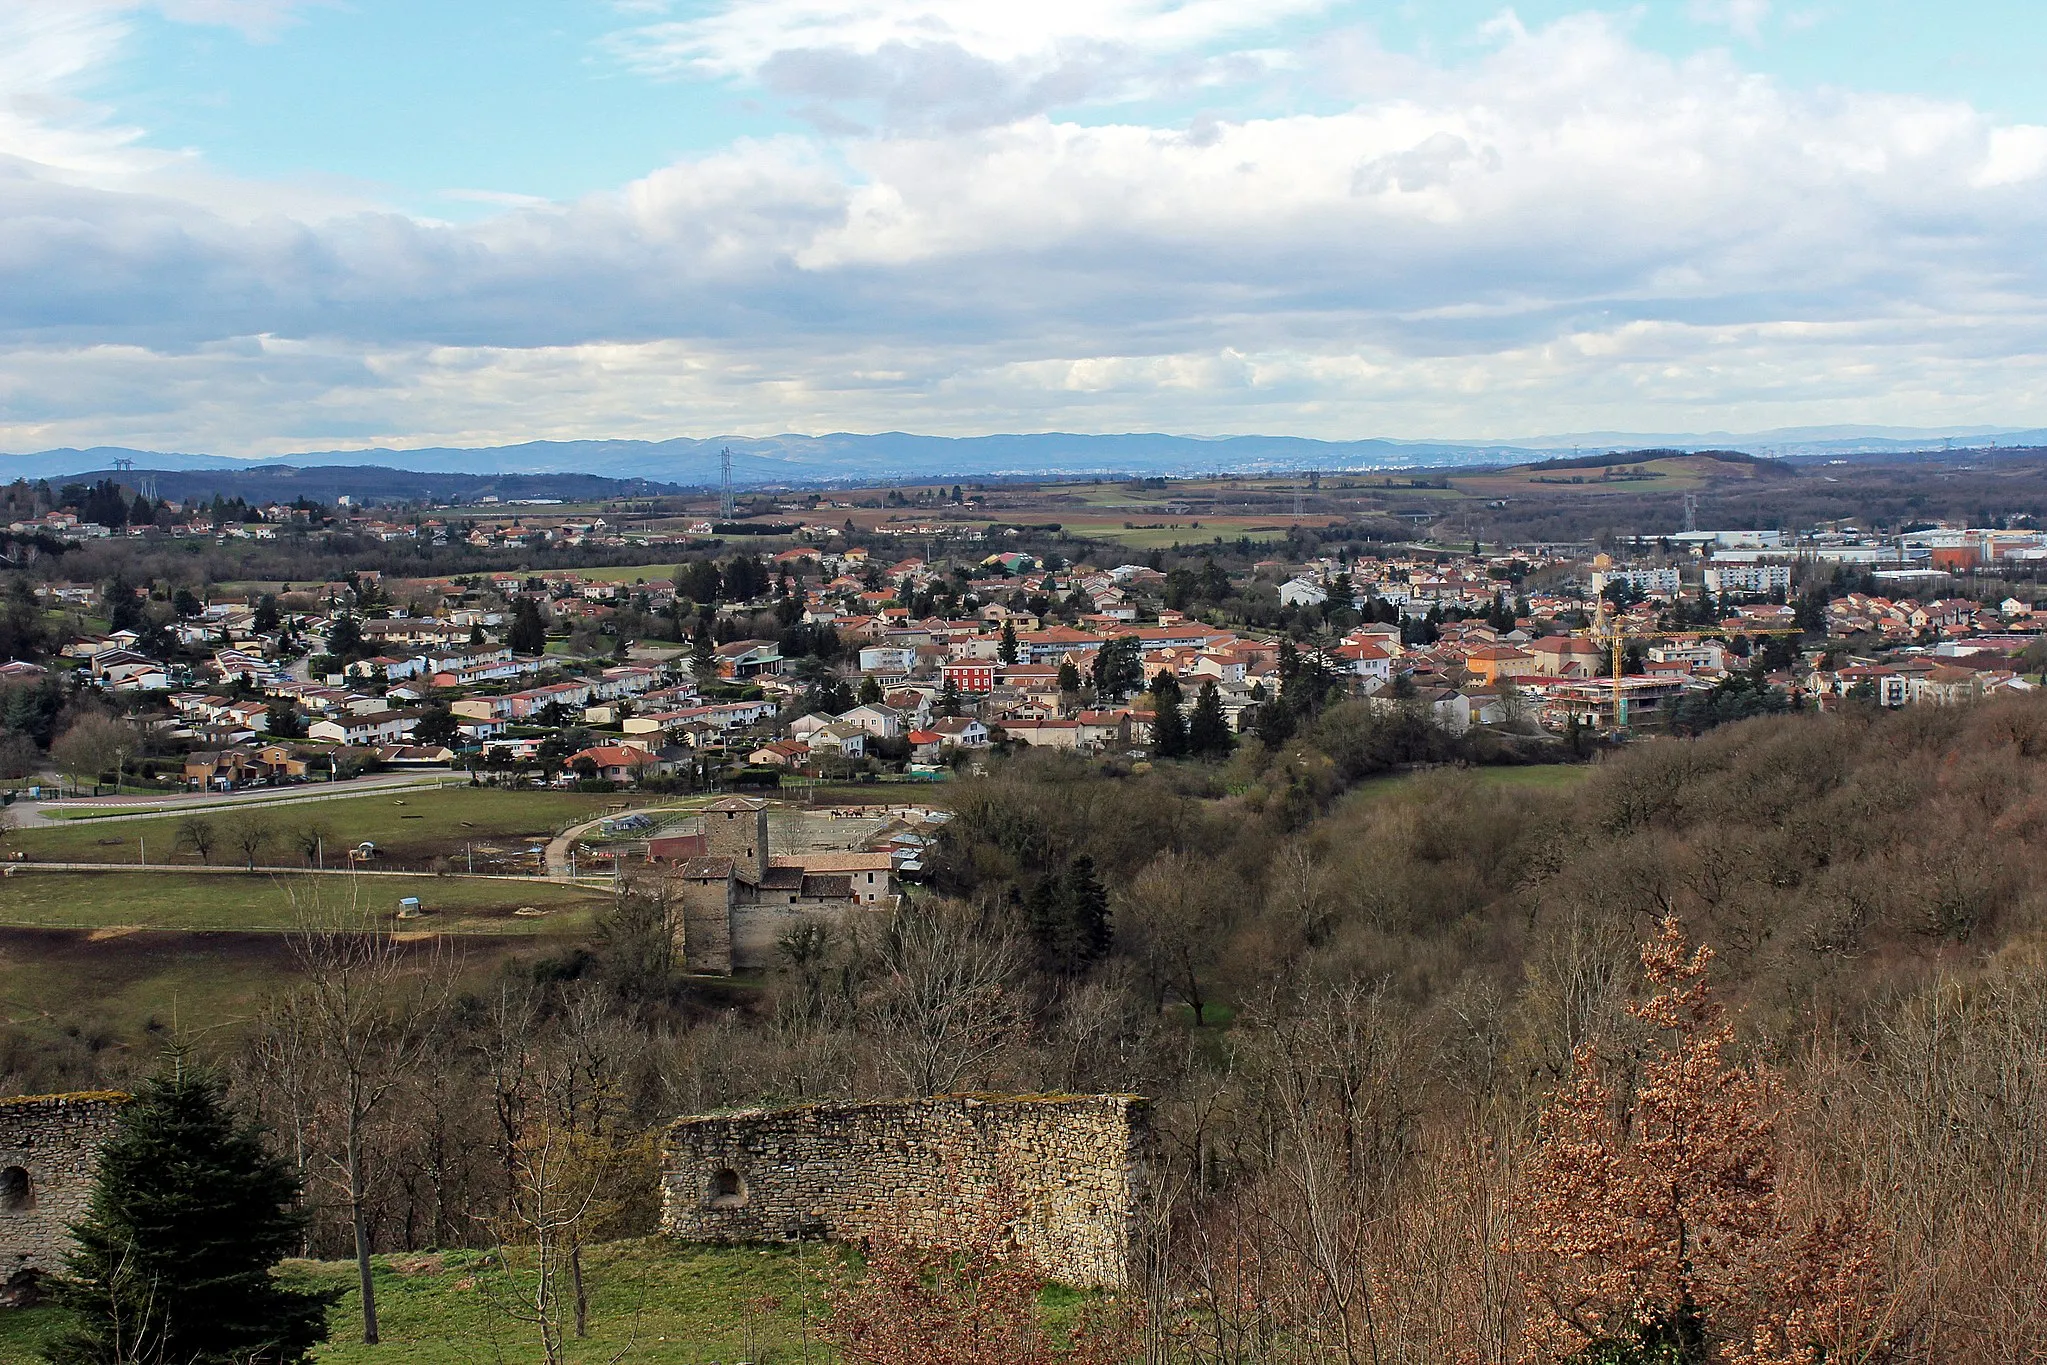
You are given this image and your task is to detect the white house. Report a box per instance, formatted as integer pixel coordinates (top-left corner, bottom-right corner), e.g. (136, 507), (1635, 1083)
(309, 711), (420, 746)
(929, 716), (990, 748)
(838, 703), (905, 739)
(1278, 578), (1329, 608)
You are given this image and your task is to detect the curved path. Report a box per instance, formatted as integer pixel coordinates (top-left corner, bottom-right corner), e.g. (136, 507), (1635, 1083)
(543, 801), (711, 880)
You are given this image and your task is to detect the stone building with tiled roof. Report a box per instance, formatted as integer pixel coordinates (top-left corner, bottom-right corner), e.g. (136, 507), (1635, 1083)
(667, 798), (898, 974)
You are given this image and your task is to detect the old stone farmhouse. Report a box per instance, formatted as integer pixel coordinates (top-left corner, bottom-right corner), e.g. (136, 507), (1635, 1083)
(660, 1093), (1151, 1289)
(670, 797), (899, 975)
(0, 1093), (127, 1303)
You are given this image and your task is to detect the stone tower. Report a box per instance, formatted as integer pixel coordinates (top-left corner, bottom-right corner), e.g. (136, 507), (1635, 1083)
(702, 796), (770, 882)
(0, 1092), (128, 1304)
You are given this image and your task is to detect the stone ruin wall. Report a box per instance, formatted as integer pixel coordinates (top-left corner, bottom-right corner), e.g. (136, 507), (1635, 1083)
(660, 1094), (1150, 1290)
(0, 1094), (127, 1301)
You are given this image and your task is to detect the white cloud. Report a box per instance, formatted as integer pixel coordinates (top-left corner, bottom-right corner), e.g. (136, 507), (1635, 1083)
(1689, 0), (1772, 42)
(606, 0), (1320, 129)
(3, 8), (2047, 451)
(1976, 125), (2047, 188)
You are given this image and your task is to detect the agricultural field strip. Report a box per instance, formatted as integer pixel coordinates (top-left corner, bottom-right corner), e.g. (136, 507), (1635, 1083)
(2, 863), (575, 880)
(0, 871), (608, 935)
(7, 788), (636, 864)
(17, 775), (464, 827)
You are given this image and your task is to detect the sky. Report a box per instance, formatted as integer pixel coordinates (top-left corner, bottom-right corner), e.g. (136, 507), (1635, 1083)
(3, 0), (2047, 456)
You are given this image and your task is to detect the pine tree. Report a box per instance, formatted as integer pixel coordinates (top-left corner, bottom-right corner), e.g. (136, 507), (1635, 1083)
(506, 598), (547, 655)
(690, 619), (716, 684)
(998, 619), (1018, 664)
(1151, 697), (1188, 758)
(858, 675), (884, 706)
(1188, 681), (1232, 757)
(1024, 876), (1063, 970)
(45, 1067), (332, 1365)
(1057, 660), (1082, 696)
(1064, 856), (1111, 970)
(1254, 695), (1296, 748)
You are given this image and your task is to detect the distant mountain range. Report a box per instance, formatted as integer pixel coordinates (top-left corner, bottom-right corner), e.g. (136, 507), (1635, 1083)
(6, 426), (2046, 487)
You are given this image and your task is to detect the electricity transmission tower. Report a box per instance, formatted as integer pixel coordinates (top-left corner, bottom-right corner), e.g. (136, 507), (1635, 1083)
(719, 447), (734, 519)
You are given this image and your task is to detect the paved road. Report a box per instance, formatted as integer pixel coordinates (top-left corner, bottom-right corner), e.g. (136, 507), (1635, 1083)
(8, 773), (464, 829)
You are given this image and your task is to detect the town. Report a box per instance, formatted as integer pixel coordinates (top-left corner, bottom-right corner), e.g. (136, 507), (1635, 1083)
(7, 462), (2044, 809)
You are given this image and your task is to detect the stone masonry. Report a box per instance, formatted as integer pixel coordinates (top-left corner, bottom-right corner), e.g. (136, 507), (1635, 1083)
(0, 1093), (128, 1303)
(660, 1093), (1150, 1289)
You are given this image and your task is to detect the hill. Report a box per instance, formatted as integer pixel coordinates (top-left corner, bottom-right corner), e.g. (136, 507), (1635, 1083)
(10, 426), (2047, 486)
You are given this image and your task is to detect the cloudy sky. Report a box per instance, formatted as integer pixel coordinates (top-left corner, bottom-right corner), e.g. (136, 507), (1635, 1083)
(3, 0), (2046, 456)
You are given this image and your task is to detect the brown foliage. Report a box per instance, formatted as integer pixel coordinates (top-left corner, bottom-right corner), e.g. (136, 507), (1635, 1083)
(1517, 919), (1896, 1365)
(825, 1195), (1139, 1365)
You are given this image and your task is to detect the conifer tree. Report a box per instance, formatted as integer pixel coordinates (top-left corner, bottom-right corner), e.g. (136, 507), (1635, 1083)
(45, 1067), (332, 1365)
(1188, 681), (1233, 757)
(1151, 696), (1188, 758)
(1064, 856), (1112, 970)
(506, 598), (547, 655)
(998, 619), (1018, 664)
(690, 618), (716, 684)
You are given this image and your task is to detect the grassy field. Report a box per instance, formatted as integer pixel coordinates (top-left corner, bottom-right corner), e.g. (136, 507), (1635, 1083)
(0, 922), (575, 1054)
(1059, 514), (1344, 550)
(0, 1240), (1108, 1365)
(7, 788), (629, 869)
(0, 871), (605, 935)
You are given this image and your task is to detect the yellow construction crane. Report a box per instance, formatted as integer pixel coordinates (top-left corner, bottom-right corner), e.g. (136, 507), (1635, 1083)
(1583, 600), (1804, 730)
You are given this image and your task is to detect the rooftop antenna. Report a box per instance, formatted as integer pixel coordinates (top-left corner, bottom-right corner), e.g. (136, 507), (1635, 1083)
(719, 447), (735, 519)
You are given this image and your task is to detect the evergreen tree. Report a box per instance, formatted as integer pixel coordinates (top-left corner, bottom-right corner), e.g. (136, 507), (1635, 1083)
(690, 617), (716, 684)
(939, 676), (962, 716)
(45, 1067), (332, 1365)
(998, 619), (1018, 664)
(1026, 858), (1112, 975)
(1057, 659), (1082, 695)
(326, 614), (364, 661)
(1188, 680), (1233, 757)
(1090, 636), (1143, 705)
(264, 699), (306, 740)
(1254, 695), (1296, 748)
(1064, 855), (1111, 970)
(1024, 875), (1062, 968)
(1151, 696), (1188, 758)
(104, 574), (145, 634)
(858, 675), (884, 706)
(505, 598), (547, 655)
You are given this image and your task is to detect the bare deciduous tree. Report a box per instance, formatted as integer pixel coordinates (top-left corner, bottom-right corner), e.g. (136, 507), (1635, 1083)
(266, 895), (453, 1345)
(226, 813), (271, 870)
(175, 814), (217, 866)
(861, 900), (1024, 1096)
